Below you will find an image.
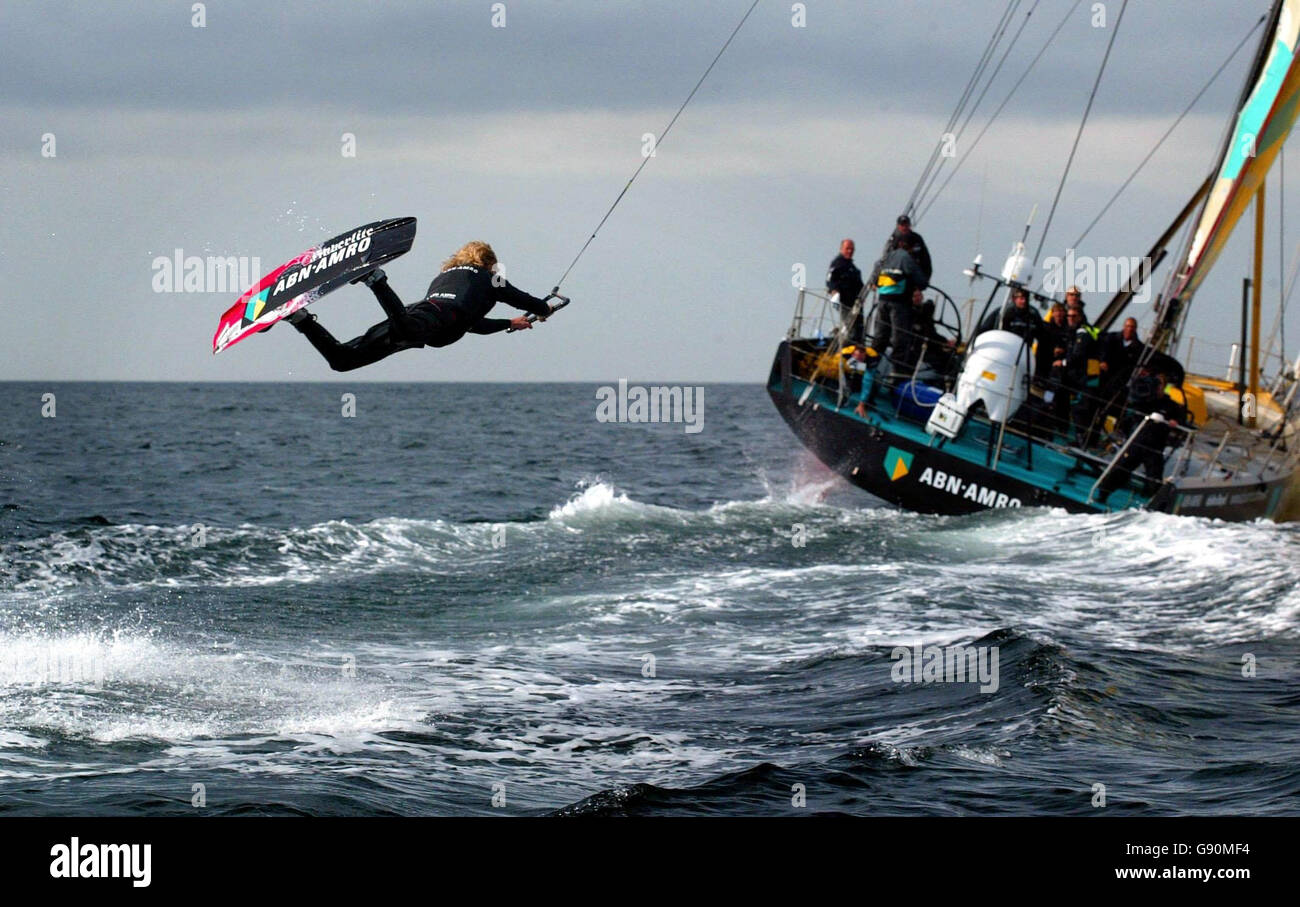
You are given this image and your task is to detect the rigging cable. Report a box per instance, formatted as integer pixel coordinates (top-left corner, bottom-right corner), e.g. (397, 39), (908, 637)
(552, 0), (760, 292)
(916, 0), (1083, 224)
(906, 0), (1019, 216)
(912, 0), (1043, 217)
(1268, 152), (1298, 372)
(1069, 13), (1265, 250)
(1031, 0), (1129, 271)
(905, 0), (1022, 218)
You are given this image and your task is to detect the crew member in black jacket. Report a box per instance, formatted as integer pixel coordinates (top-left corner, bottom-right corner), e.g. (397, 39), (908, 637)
(1099, 317), (1146, 391)
(979, 286), (1042, 345)
(1058, 308), (1102, 446)
(289, 241), (554, 371)
(827, 238), (865, 339)
(1094, 316), (1147, 432)
(1036, 302), (1070, 383)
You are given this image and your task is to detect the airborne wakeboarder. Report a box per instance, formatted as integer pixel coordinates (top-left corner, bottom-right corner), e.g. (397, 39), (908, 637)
(288, 241), (558, 372)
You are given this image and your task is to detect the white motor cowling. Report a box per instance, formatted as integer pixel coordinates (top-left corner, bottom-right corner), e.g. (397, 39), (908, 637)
(925, 329), (1034, 438)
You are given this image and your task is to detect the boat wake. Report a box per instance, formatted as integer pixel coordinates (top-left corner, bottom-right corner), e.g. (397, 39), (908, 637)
(3, 483), (1298, 646)
(2, 478), (1298, 814)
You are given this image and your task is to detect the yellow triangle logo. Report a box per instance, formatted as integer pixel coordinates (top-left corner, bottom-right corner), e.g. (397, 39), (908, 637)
(891, 458), (909, 480)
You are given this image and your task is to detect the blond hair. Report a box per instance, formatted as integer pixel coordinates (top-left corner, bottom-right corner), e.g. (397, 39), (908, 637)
(441, 241), (497, 271)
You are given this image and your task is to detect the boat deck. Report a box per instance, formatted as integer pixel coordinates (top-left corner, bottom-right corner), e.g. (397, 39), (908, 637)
(786, 372), (1150, 511)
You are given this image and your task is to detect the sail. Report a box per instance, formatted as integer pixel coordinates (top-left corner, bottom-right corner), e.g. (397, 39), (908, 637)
(1171, 0), (1300, 305)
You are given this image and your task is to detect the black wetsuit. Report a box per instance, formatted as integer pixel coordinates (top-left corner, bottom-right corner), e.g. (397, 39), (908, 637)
(296, 266), (552, 372)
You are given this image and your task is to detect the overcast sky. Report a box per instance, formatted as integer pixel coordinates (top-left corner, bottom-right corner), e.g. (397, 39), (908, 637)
(2, 0), (1296, 382)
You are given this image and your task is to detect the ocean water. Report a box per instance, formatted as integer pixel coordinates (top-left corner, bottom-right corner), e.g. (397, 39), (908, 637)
(0, 382), (1297, 816)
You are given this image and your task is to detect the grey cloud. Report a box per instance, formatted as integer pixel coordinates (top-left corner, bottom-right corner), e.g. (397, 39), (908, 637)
(2, 0), (1296, 382)
(0, 1), (1266, 119)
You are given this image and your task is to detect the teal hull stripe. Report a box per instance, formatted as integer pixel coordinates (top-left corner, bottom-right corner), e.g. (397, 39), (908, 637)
(778, 377), (1148, 511)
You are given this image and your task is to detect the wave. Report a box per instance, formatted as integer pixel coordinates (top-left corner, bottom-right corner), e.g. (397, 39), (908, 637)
(0, 480), (863, 596)
(546, 480), (686, 525)
(3, 482), (1298, 651)
(546, 626), (1300, 816)
(0, 628), (425, 758)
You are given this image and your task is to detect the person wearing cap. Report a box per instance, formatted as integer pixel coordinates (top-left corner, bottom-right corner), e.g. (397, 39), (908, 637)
(890, 215), (932, 284)
(978, 286), (1042, 346)
(872, 233), (928, 369)
(1064, 285), (1095, 330)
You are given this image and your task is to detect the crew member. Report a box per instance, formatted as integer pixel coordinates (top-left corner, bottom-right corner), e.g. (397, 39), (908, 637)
(1097, 366), (1187, 501)
(1036, 302), (1070, 383)
(1057, 307), (1099, 445)
(1099, 317), (1146, 390)
(826, 238), (865, 340)
(1095, 316), (1146, 431)
(1036, 302), (1072, 432)
(891, 215), (932, 284)
(1064, 285), (1092, 327)
(872, 234), (928, 368)
(980, 286), (1041, 346)
(895, 289), (956, 376)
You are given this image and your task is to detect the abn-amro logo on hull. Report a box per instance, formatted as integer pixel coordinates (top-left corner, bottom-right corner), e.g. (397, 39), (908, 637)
(883, 446), (913, 481)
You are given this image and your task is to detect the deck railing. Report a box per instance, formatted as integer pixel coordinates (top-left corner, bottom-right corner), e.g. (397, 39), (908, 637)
(1087, 412), (1163, 504)
(787, 287), (850, 343)
(784, 290), (1300, 498)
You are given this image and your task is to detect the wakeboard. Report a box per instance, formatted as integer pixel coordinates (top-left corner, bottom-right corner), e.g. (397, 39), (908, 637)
(213, 216), (417, 354)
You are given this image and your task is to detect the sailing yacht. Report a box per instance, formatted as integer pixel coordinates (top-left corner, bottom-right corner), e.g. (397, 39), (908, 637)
(769, 0), (1300, 521)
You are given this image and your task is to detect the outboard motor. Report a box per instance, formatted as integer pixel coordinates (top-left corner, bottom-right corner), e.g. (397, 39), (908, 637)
(926, 330), (1033, 439)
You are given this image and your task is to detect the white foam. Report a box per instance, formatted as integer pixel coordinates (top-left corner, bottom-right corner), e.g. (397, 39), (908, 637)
(546, 481), (677, 525)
